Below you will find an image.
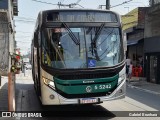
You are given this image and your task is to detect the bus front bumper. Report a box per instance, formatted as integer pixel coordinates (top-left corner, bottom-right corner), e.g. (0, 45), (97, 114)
(41, 79), (126, 105)
(59, 79), (126, 104)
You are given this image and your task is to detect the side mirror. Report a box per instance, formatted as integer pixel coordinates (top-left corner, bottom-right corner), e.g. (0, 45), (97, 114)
(34, 32), (38, 47)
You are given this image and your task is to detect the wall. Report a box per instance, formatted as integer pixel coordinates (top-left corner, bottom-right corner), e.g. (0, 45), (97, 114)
(0, 0), (16, 76)
(144, 4), (160, 38)
(121, 8), (138, 31)
(144, 36), (160, 53)
(0, 12), (9, 75)
(150, 0), (160, 6)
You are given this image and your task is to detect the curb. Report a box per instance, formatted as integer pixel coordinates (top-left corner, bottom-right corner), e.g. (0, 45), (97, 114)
(127, 84), (160, 95)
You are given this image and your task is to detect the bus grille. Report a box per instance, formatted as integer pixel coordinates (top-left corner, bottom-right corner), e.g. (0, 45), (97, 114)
(57, 72), (116, 80)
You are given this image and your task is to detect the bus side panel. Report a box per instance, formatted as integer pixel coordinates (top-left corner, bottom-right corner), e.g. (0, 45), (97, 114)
(40, 68), (60, 105)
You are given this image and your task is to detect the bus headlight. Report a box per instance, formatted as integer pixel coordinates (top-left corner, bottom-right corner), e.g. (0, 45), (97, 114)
(118, 74), (125, 85)
(43, 77), (55, 89)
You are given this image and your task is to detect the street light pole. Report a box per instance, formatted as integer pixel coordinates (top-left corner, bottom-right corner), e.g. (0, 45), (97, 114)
(106, 0), (110, 10)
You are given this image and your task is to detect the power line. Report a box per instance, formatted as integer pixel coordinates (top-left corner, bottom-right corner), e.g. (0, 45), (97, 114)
(16, 42), (31, 44)
(76, 0), (81, 4)
(59, 0), (65, 4)
(15, 19), (35, 24)
(16, 31), (32, 33)
(15, 16), (36, 20)
(15, 36), (31, 38)
(16, 39), (31, 41)
(31, 0), (57, 5)
(60, 0), (64, 3)
(71, 0), (83, 8)
(76, 4), (84, 8)
(31, 0), (84, 8)
(15, 19), (35, 22)
(16, 41), (31, 43)
(111, 0), (133, 8)
(58, 2), (84, 8)
(56, 0), (62, 8)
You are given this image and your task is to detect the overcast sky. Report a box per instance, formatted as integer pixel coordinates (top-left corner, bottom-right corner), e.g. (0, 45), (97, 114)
(15, 0), (149, 55)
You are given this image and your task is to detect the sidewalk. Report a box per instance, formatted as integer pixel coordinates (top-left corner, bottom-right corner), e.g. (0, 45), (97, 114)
(127, 77), (160, 95)
(0, 76), (8, 111)
(0, 71), (32, 111)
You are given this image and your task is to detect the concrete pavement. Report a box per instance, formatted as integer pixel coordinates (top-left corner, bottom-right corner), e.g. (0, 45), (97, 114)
(0, 76), (8, 111)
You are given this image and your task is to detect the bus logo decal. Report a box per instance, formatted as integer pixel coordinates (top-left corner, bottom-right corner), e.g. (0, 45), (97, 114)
(83, 80), (94, 83)
(86, 86), (92, 93)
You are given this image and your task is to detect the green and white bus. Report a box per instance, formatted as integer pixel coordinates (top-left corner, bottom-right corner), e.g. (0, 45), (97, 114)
(31, 9), (126, 105)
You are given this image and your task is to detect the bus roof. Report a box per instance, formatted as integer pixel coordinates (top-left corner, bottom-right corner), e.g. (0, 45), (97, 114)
(40, 8), (119, 16)
(33, 8), (121, 35)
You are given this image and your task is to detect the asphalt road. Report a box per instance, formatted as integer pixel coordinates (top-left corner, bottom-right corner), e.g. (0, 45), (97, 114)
(1, 70), (160, 120)
(126, 85), (160, 110)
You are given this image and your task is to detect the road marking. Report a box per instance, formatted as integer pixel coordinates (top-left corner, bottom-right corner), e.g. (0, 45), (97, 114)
(127, 84), (160, 95)
(122, 97), (158, 111)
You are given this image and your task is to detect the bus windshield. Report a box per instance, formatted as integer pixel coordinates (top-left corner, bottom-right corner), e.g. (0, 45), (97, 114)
(41, 26), (123, 69)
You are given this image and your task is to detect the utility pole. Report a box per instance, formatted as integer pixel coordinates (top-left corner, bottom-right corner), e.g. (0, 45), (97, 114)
(58, 2), (61, 9)
(0, 76), (1, 86)
(99, 0), (110, 9)
(106, 0), (110, 10)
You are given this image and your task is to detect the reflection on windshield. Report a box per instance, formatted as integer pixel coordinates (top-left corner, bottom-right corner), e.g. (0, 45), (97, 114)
(41, 27), (123, 69)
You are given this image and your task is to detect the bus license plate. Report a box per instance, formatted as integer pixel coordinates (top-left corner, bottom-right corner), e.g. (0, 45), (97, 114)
(80, 98), (97, 104)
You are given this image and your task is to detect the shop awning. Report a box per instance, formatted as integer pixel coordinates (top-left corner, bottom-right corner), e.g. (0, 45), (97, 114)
(127, 38), (143, 46)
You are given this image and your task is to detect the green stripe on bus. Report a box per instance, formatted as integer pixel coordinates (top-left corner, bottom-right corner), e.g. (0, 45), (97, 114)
(54, 75), (118, 94)
(55, 79), (117, 94)
(54, 74), (118, 85)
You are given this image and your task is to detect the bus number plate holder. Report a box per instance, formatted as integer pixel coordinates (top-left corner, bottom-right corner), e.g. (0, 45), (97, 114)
(80, 98), (97, 104)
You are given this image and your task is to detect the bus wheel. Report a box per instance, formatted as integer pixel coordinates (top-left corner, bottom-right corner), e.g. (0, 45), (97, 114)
(37, 77), (41, 96)
(34, 76), (40, 96)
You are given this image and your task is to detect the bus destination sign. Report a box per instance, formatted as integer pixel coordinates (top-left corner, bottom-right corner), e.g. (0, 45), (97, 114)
(47, 12), (117, 22)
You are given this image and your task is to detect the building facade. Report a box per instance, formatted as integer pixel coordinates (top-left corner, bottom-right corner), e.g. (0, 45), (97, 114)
(149, 0), (160, 6)
(0, 0), (18, 76)
(144, 1), (160, 84)
(122, 7), (148, 77)
(122, 2), (160, 84)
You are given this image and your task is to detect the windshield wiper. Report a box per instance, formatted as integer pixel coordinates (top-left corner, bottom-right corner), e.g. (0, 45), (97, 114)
(90, 23), (105, 61)
(62, 22), (80, 45)
(92, 23), (105, 43)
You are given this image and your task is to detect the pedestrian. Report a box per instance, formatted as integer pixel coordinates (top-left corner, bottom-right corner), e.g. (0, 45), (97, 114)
(22, 63), (26, 76)
(128, 62), (133, 83)
(126, 57), (131, 78)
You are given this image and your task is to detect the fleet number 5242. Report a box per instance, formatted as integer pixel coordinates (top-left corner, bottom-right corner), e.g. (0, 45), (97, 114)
(94, 84), (111, 90)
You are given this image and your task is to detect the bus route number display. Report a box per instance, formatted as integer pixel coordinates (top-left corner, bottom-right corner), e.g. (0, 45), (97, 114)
(47, 12), (117, 22)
